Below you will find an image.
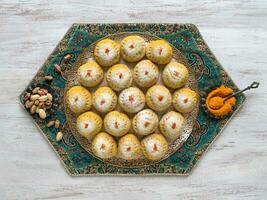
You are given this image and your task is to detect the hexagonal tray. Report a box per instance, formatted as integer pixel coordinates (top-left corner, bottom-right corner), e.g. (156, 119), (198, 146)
(19, 23), (245, 176)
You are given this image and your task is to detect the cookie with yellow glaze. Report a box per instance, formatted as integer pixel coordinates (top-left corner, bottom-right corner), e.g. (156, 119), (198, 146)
(76, 112), (102, 139)
(159, 111), (185, 140)
(103, 111), (131, 137)
(92, 132), (117, 159)
(132, 109), (159, 136)
(77, 61), (104, 87)
(92, 86), (117, 113)
(162, 61), (189, 89)
(120, 35), (146, 62)
(106, 64), (133, 91)
(173, 88), (198, 113)
(118, 87), (145, 113)
(146, 40), (173, 64)
(118, 134), (142, 160)
(66, 86), (92, 114)
(146, 85), (172, 112)
(141, 133), (168, 161)
(94, 39), (120, 67)
(133, 60), (159, 88)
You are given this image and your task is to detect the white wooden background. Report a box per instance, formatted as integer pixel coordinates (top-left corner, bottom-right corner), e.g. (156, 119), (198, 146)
(1, 0), (267, 199)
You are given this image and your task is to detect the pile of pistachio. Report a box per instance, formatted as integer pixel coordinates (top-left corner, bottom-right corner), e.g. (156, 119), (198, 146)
(23, 87), (63, 142)
(22, 55), (73, 143)
(23, 87), (53, 119)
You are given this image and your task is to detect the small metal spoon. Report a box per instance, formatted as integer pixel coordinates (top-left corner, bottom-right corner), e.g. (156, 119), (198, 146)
(223, 81), (260, 102)
(208, 82), (260, 110)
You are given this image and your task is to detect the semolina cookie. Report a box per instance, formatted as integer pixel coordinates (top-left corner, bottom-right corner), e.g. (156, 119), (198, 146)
(66, 86), (92, 114)
(141, 133), (168, 161)
(77, 61), (104, 87)
(104, 111), (131, 137)
(118, 87), (145, 113)
(146, 85), (172, 112)
(132, 109), (159, 136)
(76, 111), (102, 139)
(106, 64), (133, 91)
(94, 39), (120, 67)
(162, 61), (189, 89)
(92, 132), (117, 159)
(92, 86), (117, 113)
(118, 134), (142, 160)
(159, 111), (185, 140)
(120, 35), (146, 62)
(133, 60), (159, 88)
(146, 40), (173, 64)
(173, 88), (198, 113)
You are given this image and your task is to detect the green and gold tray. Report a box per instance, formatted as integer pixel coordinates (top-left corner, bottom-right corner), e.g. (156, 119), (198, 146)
(19, 23), (245, 176)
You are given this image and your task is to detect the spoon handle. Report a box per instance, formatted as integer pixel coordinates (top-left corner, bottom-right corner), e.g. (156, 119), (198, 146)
(224, 81), (260, 101)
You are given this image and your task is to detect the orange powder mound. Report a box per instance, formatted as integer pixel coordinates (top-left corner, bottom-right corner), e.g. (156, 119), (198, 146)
(205, 85), (236, 117)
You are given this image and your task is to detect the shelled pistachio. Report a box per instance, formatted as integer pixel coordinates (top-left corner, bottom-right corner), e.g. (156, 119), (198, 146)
(44, 75), (53, 81)
(56, 131), (63, 142)
(47, 120), (55, 127)
(38, 109), (46, 119)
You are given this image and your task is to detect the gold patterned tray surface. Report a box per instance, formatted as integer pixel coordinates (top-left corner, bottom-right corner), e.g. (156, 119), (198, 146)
(64, 32), (199, 167)
(19, 23), (246, 176)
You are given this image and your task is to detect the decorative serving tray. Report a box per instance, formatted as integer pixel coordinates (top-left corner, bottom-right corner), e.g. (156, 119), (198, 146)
(19, 23), (245, 176)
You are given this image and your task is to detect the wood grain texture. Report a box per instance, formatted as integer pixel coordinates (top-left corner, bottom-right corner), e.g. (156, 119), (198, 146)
(1, 0), (267, 199)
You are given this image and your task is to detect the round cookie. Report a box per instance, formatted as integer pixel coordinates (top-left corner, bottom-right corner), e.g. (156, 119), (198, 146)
(146, 40), (173, 64)
(118, 134), (142, 160)
(173, 88), (198, 113)
(76, 111), (102, 139)
(141, 133), (168, 161)
(159, 111), (185, 140)
(106, 64), (133, 91)
(77, 61), (104, 87)
(92, 132), (117, 159)
(94, 39), (120, 67)
(120, 35), (146, 62)
(118, 87), (145, 113)
(104, 111), (131, 137)
(146, 85), (172, 112)
(133, 60), (159, 88)
(92, 86), (117, 113)
(132, 109), (159, 136)
(66, 86), (92, 114)
(162, 61), (189, 89)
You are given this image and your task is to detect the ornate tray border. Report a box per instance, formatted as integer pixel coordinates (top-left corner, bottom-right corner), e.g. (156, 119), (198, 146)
(19, 23), (245, 176)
